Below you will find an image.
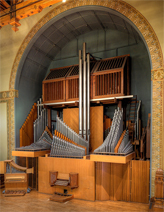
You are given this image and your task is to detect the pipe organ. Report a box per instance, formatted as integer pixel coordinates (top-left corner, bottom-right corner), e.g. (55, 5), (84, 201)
(10, 44), (151, 205)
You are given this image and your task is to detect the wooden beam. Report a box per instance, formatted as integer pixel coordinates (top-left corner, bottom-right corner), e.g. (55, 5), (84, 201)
(0, 0), (10, 8)
(0, 0), (62, 31)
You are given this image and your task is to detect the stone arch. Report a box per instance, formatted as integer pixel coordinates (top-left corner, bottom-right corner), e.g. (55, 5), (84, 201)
(9, 0), (164, 197)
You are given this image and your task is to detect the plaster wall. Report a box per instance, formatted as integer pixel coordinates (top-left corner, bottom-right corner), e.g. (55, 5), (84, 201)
(0, 102), (7, 161)
(0, 2), (62, 92)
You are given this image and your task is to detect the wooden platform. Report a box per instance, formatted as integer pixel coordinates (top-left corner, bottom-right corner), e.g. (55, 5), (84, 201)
(90, 152), (135, 164)
(38, 157), (95, 201)
(12, 150), (50, 158)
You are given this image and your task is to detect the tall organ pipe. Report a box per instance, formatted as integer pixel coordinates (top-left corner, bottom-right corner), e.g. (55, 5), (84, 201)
(83, 60), (87, 140)
(83, 43), (87, 140)
(87, 53), (90, 143)
(79, 57), (83, 136)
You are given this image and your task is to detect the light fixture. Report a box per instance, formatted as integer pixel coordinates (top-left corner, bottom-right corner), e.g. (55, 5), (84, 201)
(62, 0), (66, 2)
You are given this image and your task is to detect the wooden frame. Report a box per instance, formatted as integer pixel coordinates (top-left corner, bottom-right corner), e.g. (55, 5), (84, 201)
(42, 78), (66, 103)
(90, 152), (135, 164)
(42, 55), (130, 105)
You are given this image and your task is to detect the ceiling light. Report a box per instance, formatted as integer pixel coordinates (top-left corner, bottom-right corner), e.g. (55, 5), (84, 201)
(62, 0), (66, 2)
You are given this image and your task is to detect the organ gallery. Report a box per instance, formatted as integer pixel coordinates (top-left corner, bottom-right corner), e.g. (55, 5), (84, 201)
(0, 0), (164, 211)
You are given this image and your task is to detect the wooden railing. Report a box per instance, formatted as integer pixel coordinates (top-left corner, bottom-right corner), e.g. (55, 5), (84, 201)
(20, 103), (37, 147)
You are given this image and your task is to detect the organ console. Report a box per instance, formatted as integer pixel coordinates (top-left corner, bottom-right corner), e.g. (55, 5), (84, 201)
(4, 160), (34, 196)
(49, 171), (78, 202)
(49, 171), (78, 188)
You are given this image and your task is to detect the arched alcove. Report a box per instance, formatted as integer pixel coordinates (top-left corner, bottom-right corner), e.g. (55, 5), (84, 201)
(14, 5), (151, 146)
(10, 0), (163, 197)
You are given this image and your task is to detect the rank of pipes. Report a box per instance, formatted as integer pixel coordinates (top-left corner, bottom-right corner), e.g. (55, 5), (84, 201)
(16, 131), (52, 151)
(50, 135), (85, 158)
(94, 107), (133, 154)
(56, 116), (89, 155)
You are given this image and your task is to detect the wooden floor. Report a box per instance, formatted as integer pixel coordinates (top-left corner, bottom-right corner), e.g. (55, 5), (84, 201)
(0, 189), (162, 212)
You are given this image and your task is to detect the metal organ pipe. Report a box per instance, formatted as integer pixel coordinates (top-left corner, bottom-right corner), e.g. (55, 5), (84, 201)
(78, 42), (90, 153)
(79, 53), (83, 137)
(87, 53), (90, 143)
(83, 60), (87, 140)
(82, 43), (87, 140)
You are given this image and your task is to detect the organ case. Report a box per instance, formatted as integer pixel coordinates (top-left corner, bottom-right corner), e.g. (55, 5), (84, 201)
(42, 55), (130, 105)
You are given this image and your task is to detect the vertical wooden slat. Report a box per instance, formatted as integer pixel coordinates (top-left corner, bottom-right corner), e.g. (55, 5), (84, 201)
(116, 72), (118, 93)
(65, 80), (68, 100)
(96, 162), (102, 200)
(107, 74), (109, 94)
(95, 76), (97, 96)
(92, 76), (95, 98)
(131, 160), (150, 203)
(113, 163), (123, 201)
(121, 70), (124, 94)
(61, 81), (63, 100)
(63, 79), (66, 101)
(113, 73), (115, 94)
(97, 76), (99, 95)
(110, 73), (112, 94)
(122, 162), (130, 201)
(103, 75), (105, 95)
(57, 81), (59, 100)
(74, 79), (75, 98)
(58, 81), (60, 100)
